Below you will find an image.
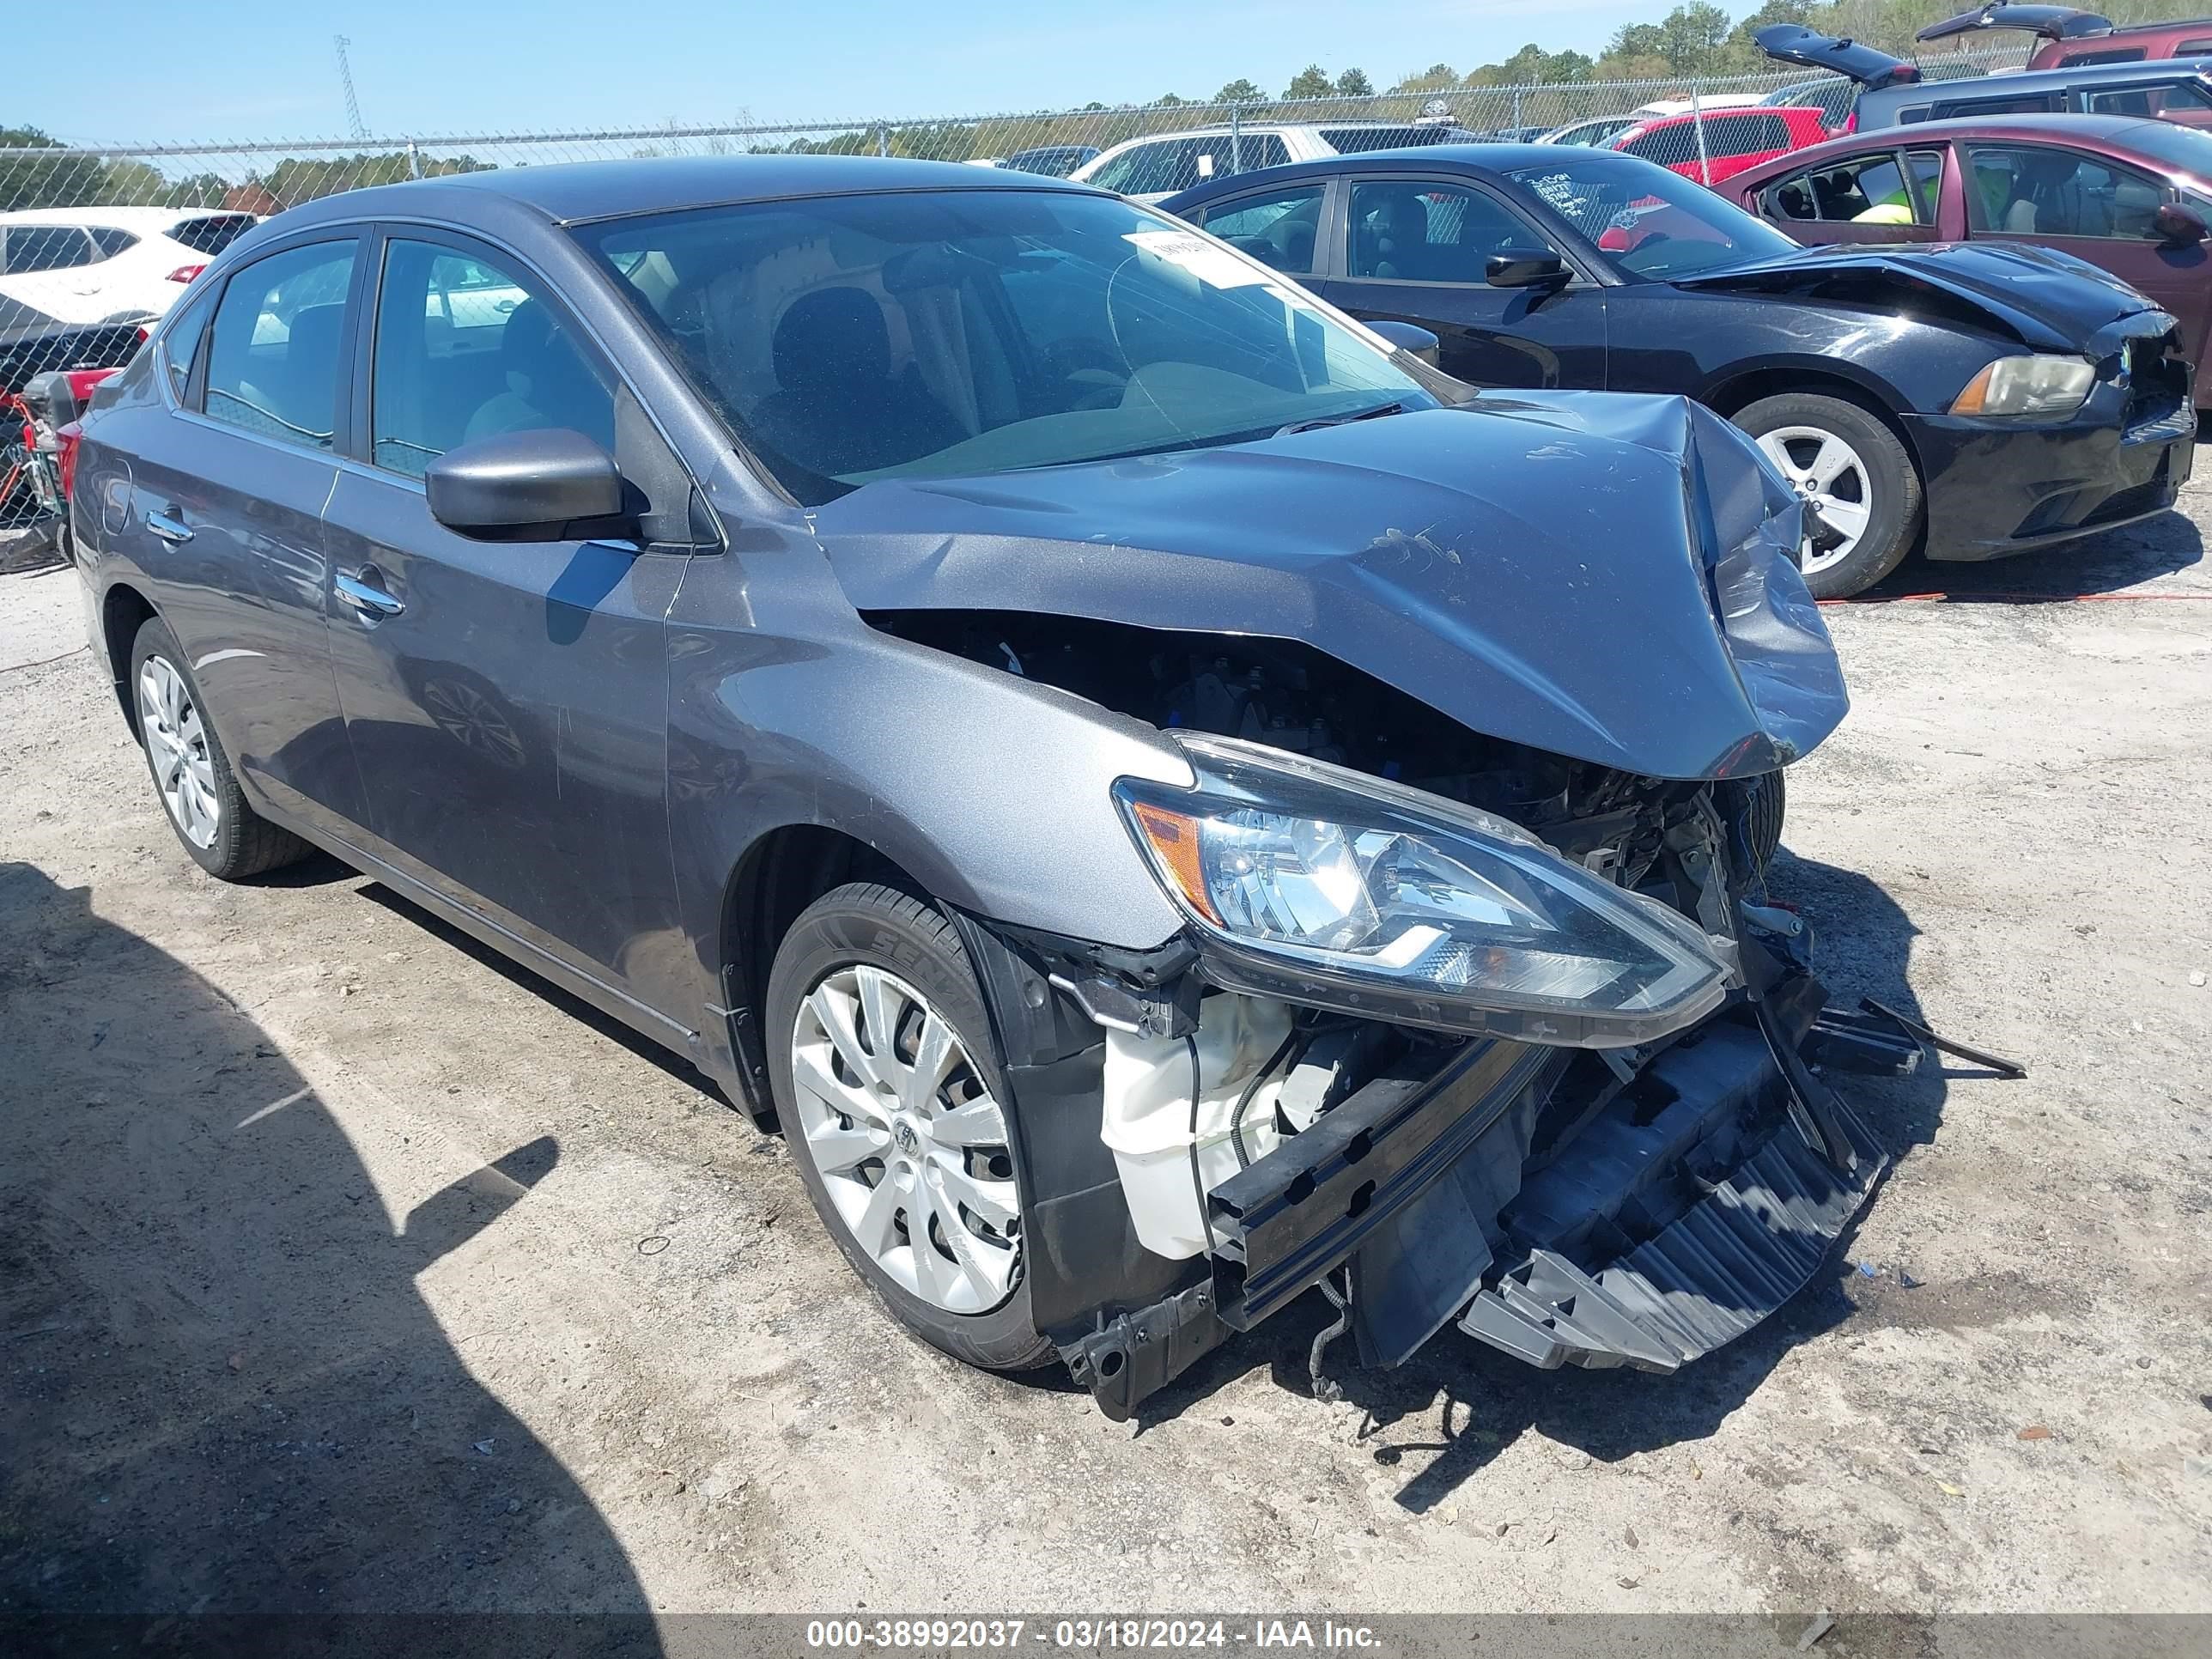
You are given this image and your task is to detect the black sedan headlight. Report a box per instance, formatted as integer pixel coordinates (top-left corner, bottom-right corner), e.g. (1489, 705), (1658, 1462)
(1115, 737), (1731, 1048)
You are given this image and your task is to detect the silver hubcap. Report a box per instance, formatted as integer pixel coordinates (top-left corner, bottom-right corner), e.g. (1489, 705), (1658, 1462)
(1756, 425), (1875, 575)
(789, 965), (1019, 1315)
(137, 654), (220, 849)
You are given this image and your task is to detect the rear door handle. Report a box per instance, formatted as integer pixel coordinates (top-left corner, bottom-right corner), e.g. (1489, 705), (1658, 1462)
(336, 568), (404, 619)
(144, 510), (193, 544)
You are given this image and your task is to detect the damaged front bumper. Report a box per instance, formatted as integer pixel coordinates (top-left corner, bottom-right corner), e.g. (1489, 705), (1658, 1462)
(969, 912), (1905, 1423)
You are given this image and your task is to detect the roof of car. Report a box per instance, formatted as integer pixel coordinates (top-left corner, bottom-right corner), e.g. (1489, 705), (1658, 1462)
(1728, 109), (2197, 179)
(1160, 143), (1665, 208)
(0, 206), (250, 229)
(275, 154), (1099, 229)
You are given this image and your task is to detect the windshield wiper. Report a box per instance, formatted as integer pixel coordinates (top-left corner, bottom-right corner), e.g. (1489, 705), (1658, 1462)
(1274, 401), (1407, 439)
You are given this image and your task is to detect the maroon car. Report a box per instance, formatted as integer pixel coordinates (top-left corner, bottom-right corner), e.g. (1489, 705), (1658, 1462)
(1729, 112), (2212, 397)
(1920, 5), (2212, 71)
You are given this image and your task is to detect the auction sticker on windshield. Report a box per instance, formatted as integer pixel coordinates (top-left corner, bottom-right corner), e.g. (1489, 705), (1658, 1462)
(1122, 230), (1270, 288)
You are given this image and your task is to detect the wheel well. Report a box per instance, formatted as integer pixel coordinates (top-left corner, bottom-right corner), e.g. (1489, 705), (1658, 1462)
(100, 583), (157, 738)
(719, 825), (919, 1123)
(1705, 368), (1923, 477)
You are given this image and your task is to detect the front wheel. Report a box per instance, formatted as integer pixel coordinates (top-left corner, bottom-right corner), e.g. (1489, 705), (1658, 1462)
(1733, 392), (1921, 599)
(765, 882), (1054, 1371)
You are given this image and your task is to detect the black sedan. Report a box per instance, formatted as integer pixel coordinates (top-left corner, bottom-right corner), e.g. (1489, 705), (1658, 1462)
(1164, 146), (2196, 596)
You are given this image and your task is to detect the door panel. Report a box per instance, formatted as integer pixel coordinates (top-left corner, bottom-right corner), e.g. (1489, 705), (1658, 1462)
(1321, 177), (1607, 389)
(124, 237), (367, 834)
(321, 231), (688, 1008)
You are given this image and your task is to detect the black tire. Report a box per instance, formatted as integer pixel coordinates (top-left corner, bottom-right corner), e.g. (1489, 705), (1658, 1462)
(1718, 769), (1786, 874)
(1732, 392), (1921, 600)
(129, 616), (310, 881)
(765, 881), (1054, 1371)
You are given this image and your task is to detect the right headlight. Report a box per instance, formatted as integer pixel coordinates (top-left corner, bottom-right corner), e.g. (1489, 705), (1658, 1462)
(1949, 354), (2096, 419)
(1115, 737), (1732, 1048)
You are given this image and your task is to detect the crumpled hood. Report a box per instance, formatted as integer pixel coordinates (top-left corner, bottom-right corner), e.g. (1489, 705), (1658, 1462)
(1674, 240), (2160, 352)
(812, 395), (1848, 780)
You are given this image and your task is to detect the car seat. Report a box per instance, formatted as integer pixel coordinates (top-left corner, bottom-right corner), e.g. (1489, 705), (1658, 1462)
(747, 285), (963, 477)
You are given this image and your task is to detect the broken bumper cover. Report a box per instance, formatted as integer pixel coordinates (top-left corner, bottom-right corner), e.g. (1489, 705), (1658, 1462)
(1064, 975), (1897, 1419)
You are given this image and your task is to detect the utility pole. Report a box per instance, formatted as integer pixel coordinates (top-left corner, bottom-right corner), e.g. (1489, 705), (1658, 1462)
(332, 34), (367, 141)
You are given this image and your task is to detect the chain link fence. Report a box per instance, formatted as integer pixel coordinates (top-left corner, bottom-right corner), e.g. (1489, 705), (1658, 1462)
(0, 47), (2023, 372)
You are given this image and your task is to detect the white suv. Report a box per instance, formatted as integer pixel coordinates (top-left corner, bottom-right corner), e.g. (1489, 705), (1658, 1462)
(0, 208), (260, 331)
(1071, 120), (1472, 203)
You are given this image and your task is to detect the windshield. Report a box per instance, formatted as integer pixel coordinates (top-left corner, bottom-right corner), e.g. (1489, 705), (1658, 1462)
(1504, 153), (1802, 279)
(573, 189), (1433, 503)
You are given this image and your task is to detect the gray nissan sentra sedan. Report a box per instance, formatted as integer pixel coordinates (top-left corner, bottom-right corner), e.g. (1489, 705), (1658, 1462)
(70, 155), (1911, 1419)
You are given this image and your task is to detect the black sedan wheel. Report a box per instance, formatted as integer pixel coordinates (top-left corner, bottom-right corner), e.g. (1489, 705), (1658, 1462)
(1733, 393), (1922, 599)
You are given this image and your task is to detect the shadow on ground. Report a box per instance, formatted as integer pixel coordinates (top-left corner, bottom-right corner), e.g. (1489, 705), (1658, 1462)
(0, 862), (661, 1652)
(1132, 853), (1951, 1511)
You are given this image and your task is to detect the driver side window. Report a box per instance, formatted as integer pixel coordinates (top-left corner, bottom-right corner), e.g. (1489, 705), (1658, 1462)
(1346, 180), (1556, 285)
(370, 238), (615, 478)
(1966, 145), (2166, 240)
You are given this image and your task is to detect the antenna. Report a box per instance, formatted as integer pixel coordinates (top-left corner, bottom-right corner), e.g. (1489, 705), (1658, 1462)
(332, 34), (367, 141)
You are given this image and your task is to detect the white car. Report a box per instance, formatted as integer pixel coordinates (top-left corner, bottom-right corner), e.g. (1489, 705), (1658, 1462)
(1071, 119), (1471, 203)
(1628, 93), (1771, 118)
(0, 207), (259, 332)
(1539, 115), (1642, 147)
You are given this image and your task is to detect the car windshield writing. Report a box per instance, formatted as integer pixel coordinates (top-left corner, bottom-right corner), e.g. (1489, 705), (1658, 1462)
(1505, 155), (1801, 278)
(574, 190), (1429, 503)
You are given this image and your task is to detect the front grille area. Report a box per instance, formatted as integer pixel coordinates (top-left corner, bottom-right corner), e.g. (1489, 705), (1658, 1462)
(2121, 328), (2192, 438)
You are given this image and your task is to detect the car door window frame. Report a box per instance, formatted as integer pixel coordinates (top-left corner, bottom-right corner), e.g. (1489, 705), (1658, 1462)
(347, 220), (714, 553)
(1336, 172), (1596, 289)
(1759, 146), (1943, 229)
(176, 230), (371, 459)
(1961, 143), (2177, 238)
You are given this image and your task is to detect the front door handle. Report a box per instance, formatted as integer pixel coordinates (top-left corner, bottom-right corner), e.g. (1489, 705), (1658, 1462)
(336, 568), (404, 619)
(144, 510), (193, 544)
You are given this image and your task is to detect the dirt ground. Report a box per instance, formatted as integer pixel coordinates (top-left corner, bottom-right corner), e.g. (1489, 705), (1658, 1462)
(2, 470), (2209, 1627)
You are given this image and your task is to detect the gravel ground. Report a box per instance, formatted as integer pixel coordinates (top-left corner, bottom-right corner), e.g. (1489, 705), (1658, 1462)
(2, 473), (2208, 1626)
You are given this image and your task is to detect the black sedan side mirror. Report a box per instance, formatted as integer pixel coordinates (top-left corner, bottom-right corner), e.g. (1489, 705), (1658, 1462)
(2154, 202), (2208, 246)
(1487, 249), (1571, 289)
(426, 428), (629, 542)
(1365, 319), (1442, 366)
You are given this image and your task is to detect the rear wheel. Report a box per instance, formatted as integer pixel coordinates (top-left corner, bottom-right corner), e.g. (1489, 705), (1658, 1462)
(130, 617), (309, 880)
(1733, 392), (1920, 599)
(765, 882), (1054, 1371)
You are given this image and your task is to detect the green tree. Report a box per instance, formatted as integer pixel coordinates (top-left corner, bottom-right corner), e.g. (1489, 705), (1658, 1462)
(1152, 92), (1188, 106)
(1213, 77), (1264, 103)
(0, 126), (107, 212)
(1284, 64), (1334, 99)
(1391, 63), (1462, 94)
(1334, 68), (1374, 96)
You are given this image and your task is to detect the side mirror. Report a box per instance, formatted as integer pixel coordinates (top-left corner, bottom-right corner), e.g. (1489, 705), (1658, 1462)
(2154, 202), (2208, 246)
(1366, 319), (1441, 366)
(426, 428), (628, 542)
(1487, 249), (1571, 289)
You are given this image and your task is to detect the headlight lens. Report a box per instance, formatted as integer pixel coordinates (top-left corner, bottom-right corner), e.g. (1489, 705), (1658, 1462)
(1116, 737), (1732, 1048)
(1949, 355), (2096, 418)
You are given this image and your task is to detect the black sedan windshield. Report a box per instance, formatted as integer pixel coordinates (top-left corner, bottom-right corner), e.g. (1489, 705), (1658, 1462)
(1503, 154), (1802, 280)
(574, 189), (1433, 502)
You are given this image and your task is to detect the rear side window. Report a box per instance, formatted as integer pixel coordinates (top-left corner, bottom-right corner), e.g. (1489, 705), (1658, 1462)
(1197, 184), (1324, 274)
(3, 226), (94, 274)
(370, 238), (615, 477)
(2082, 79), (2212, 117)
(169, 215), (258, 256)
(1764, 149), (1942, 225)
(202, 240), (360, 452)
(1924, 93), (2064, 119)
(2056, 48), (2148, 66)
(89, 227), (137, 258)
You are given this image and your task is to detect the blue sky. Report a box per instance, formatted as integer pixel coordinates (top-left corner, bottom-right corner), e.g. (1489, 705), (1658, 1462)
(16, 1), (1722, 145)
